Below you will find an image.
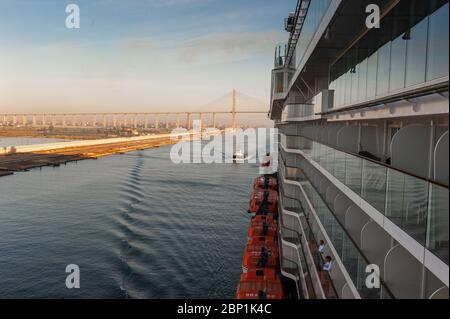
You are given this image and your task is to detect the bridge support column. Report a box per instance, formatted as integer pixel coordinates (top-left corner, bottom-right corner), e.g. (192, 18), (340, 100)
(113, 114), (117, 128)
(166, 114), (169, 129)
(212, 113), (216, 128)
(176, 113), (180, 128)
(155, 114), (159, 129)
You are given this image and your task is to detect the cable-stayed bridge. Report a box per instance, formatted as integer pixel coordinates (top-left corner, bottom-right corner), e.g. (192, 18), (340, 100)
(0, 90), (269, 130)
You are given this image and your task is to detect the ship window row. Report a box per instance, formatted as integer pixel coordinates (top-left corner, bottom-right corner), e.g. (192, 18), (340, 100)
(329, 3), (449, 109)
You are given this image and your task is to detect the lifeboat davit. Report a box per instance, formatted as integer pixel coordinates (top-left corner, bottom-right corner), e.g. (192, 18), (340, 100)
(253, 176), (278, 191)
(248, 189), (278, 215)
(236, 269), (284, 299)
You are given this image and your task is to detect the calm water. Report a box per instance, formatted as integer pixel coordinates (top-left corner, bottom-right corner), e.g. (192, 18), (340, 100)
(0, 142), (260, 298)
(0, 137), (69, 147)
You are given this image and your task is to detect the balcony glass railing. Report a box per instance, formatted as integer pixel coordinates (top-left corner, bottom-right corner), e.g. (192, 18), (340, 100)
(281, 133), (449, 265)
(281, 257), (303, 299)
(281, 226), (317, 299)
(280, 205), (339, 299)
(286, 104), (315, 120)
(280, 163), (393, 299)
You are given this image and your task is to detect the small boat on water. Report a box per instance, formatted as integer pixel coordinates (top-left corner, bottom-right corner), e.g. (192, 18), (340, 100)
(233, 149), (247, 163)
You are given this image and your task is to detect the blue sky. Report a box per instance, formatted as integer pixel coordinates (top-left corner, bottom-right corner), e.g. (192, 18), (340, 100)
(0, 0), (294, 113)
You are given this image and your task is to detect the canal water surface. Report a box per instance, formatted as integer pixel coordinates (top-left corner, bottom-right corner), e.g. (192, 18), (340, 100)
(0, 142), (261, 298)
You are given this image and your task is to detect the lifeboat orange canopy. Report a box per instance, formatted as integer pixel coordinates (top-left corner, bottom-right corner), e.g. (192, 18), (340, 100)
(253, 176), (278, 191)
(242, 245), (279, 272)
(248, 189), (278, 215)
(236, 268), (284, 299)
(251, 215), (277, 225)
(248, 224), (278, 238)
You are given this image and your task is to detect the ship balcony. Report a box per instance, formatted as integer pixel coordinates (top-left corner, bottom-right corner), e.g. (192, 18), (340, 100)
(279, 191), (341, 299)
(279, 158), (393, 299)
(278, 131), (449, 299)
(282, 104), (315, 122)
(279, 210), (324, 299)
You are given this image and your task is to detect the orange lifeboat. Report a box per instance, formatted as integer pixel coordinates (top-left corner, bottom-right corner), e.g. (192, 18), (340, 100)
(236, 269), (284, 299)
(245, 238), (278, 258)
(251, 214), (277, 225)
(242, 245), (279, 272)
(248, 189), (278, 215)
(244, 236), (279, 268)
(247, 224), (278, 238)
(253, 176), (278, 190)
(247, 235), (278, 246)
(244, 247), (279, 260)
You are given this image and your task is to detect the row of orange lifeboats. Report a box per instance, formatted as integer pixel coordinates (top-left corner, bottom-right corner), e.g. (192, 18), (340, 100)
(236, 175), (284, 299)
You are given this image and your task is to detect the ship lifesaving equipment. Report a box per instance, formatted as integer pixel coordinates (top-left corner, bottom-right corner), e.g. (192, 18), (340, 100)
(253, 176), (278, 190)
(251, 214), (277, 224)
(236, 269), (284, 299)
(247, 223), (278, 238)
(242, 246), (279, 273)
(248, 189), (278, 215)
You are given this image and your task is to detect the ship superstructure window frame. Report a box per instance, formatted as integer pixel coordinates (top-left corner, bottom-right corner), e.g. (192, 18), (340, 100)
(328, 3), (449, 110)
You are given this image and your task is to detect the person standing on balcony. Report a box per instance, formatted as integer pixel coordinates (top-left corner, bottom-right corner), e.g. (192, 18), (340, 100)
(317, 240), (325, 268)
(323, 256), (333, 273)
